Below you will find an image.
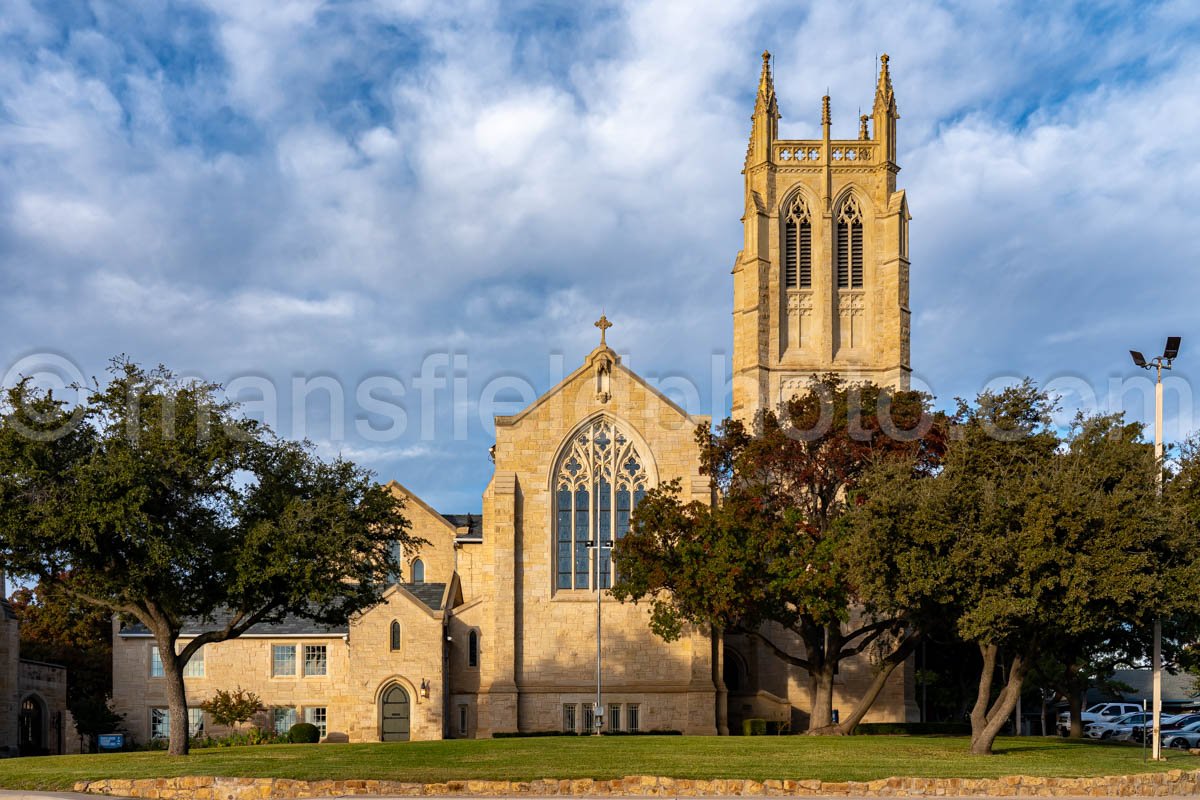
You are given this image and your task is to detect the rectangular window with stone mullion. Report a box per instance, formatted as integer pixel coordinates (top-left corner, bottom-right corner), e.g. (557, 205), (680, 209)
(608, 703), (622, 732)
(304, 706), (327, 738)
(150, 707), (169, 740)
(272, 644), (296, 676)
(272, 707), (296, 734)
(303, 645), (327, 677)
(562, 704), (577, 734)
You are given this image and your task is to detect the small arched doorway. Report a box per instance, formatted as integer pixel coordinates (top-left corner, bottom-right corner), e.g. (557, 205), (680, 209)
(19, 695), (44, 755)
(380, 684), (411, 742)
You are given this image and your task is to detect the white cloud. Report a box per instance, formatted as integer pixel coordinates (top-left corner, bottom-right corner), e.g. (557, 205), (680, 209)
(1, 0), (1198, 508)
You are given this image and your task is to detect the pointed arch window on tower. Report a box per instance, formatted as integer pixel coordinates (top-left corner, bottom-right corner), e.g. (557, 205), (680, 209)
(783, 195), (812, 289)
(554, 418), (650, 591)
(836, 196), (864, 289)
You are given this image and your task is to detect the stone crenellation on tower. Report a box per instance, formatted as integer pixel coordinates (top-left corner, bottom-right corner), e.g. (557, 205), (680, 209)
(732, 52), (912, 422)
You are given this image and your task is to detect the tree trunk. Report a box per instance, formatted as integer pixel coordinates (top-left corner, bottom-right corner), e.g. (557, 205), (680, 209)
(155, 632), (191, 756)
(1067, 690), (1083, 738)
(837, 634), (921, 734)
(969, 645), (1030, 755)
(808, 659), (836, 730)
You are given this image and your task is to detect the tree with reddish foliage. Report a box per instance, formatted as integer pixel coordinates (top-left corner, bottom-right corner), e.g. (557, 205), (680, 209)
(612, 376), (947, 733)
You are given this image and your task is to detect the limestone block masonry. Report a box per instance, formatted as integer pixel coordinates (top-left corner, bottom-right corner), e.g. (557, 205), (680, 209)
(75, 770), (1200, 798)
(732, 52), (911, 421)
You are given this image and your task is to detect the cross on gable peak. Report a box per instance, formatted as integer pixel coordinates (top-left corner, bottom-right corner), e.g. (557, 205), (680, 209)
(594, 314), (613, 346)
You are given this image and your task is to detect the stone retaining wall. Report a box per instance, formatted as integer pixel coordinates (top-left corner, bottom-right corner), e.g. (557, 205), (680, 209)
(75, 770), (1200, 798)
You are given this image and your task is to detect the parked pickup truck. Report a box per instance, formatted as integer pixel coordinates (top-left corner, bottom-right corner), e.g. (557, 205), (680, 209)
(1057, 702), (1142, 736)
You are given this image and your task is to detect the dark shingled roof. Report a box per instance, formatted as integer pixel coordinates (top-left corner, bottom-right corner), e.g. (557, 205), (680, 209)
(442, 513), (482, 539)
(120, 611), (349, 638)
(118, 585), (448, 637)
(405, 582), (447, 611)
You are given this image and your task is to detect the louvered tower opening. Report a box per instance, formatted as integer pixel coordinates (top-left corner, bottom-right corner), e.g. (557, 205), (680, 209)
(784, 195), (812, 289)
(837, 196), (864, 289)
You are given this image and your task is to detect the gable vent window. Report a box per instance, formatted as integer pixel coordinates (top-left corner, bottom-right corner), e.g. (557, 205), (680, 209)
(783, 195), (812, 289)
(836, 196), (864, 289)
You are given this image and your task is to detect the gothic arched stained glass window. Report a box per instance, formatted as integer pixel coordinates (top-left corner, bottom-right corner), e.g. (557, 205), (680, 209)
(554, 418), (650, 590)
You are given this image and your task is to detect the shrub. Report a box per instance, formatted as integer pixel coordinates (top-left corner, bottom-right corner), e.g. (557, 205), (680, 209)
(742, 718), (767, 736)
(199, 688), (264, 729)
(289, 722), (321, 743)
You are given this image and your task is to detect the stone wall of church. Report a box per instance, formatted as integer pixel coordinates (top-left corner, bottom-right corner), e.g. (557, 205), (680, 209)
(18, 659), (71, 754)
(387, 482), (457, 585)
(0, 606), (18, 756)
(478, 350), (718, 736)
(111, 591), (447, 745)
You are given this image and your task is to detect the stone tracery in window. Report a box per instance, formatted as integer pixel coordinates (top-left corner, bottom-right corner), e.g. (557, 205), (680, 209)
(554, 418), (650, 590)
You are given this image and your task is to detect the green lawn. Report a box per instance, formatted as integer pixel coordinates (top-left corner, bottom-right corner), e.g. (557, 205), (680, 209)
(1, 736), (1196, 791)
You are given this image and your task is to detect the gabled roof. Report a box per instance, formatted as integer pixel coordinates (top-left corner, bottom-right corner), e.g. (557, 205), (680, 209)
(405, 582), (448, 611)
(1086, 668), (1199, 705)
(495, 344), (708, 429)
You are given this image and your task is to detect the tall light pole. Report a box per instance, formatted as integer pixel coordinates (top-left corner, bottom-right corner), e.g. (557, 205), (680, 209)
(1129, 335), (1181, 761)
(586, 537), (613, 736)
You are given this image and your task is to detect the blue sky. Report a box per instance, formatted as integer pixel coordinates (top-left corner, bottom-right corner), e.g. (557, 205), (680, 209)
(2, 0), (1199, 512)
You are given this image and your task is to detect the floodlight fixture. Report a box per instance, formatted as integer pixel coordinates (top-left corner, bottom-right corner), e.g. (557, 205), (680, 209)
(1163, 336), (1181, 361)
(1130, 350), (1147, 368)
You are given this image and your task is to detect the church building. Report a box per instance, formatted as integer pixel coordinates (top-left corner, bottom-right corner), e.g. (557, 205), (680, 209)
(110, 52), (916, 744)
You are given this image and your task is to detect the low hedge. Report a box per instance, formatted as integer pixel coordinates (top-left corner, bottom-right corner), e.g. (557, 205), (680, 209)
(492, 730), (682, 738)
(741, 719), (790, 736)
(853, 722), (971, 736)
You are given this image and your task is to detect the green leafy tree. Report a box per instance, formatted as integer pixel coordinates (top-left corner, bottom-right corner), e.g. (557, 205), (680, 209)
(613, 376), (946, 732)
(0, 359), (421, 755)
(199, 688), (264, 730)
(1163, 435), (1200, 703)
(849, 383), (1190, 754)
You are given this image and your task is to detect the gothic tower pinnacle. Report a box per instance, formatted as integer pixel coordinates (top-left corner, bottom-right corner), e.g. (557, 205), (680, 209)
(732, 52), (912, 422)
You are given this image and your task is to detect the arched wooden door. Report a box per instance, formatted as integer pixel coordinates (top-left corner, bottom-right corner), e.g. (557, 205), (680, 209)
(19, 695), (43, 755)
(380, 684), (411, 742)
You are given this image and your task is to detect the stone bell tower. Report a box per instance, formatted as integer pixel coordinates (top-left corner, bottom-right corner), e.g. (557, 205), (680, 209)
(731, 52), (912, 423)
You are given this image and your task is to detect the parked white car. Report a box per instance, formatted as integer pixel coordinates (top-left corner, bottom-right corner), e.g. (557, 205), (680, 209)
(1057, 702), (1142, 736)
(1084, 711), (1152, 740)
